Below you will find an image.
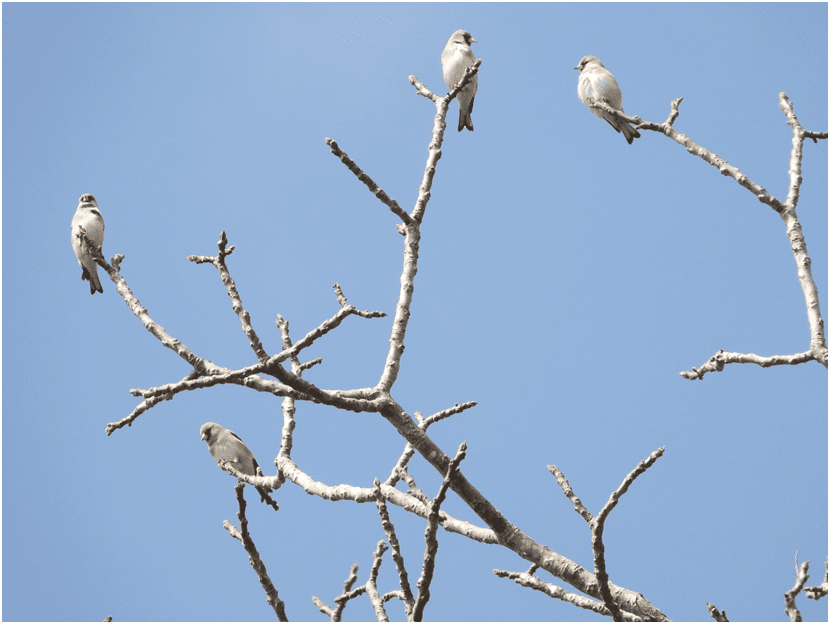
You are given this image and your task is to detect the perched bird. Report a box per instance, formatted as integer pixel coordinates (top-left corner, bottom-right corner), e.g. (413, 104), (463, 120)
(200, 421), (277, 510)
(574, 55), (641, 144)
(71, 193), (105, 294)
(441, 29), (478, 132)
(200, 422), (260, 477)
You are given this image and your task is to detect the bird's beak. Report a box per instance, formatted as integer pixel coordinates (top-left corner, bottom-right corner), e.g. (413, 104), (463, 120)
(573, 65), (581, 70)
(200, 433), (207, 441)
(470, 37), (478, 43)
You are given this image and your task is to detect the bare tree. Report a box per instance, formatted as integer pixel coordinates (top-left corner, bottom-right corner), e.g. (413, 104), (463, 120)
(78, 55), (826, 622)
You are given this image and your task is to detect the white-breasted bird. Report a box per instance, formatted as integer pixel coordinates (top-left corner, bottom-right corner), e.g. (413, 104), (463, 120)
(441, 29), (478, 132)
(574, 55), (641, 144)
(70, 193), (105, 294)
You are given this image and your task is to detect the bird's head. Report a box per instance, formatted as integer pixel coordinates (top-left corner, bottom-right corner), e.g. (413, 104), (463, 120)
(450, 29), (477, 46)
(574, 55), (603, 71)
(200, 422), (219, 442)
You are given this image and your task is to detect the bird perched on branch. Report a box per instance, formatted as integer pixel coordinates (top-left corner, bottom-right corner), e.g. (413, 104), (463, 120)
(200, 422), (277, 509)
(441, 29), (478, 132)
(574, 55), (641, 144)
(201, 422), (259, 477)
(70, 193), (105, 294)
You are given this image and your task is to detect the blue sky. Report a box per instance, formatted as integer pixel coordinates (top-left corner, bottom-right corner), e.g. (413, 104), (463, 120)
(2, 2), (827, 622)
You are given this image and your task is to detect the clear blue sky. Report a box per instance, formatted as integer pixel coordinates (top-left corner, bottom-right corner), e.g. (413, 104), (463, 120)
(3, 2), (827, 622)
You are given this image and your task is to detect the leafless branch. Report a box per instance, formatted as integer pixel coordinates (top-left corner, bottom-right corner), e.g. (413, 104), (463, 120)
(277, 450), (496, 543)
(385, 401), (476, 489)
(680, 349), (818, 380)
(784, 553), (810, 622)
(373, 480), (415, 619)
(803, 557), (828, 600)
(223, 483), (287, 621)
(673, 94), (826, 378)
(592, 447), (665, 621)
(109, 274), (387, 433)
(78, 227), (221, 383)
(313, 562), (363, 622)
(706, 602), (729, 622)
(188, 230), (269, 363)
(587, 94), (828, 378)
(366, 541), (389, 622)
(493, 569), (641, 621)
(550, 448), (666, 622)
(412, 441), (467, 621)
(548, 464), (593, 523)
(217, 461), (279, 512)
(325, 138), (412, 225)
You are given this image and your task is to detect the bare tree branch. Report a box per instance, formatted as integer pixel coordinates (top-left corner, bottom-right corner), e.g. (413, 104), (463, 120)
(548, 464), (593, 523)
(373, 480), (415, 619)
(584, 94), (828, 378)
(188, 230), (269, 363)
(412, 441), (467, 621)
(493, 569), (641, 621)
(223, 483), (287, 621)
(277, 450), (497, 543)
(366, 541), (389, 622)
(550, 448), (666, 622)
(777, 94), (829, 366)
(385, 401), (476, 489)
(325, 138), (412, 225)
(76, 227), (222, 379)
(784, 553), (810, 622)
(803, 557), (828, 601)
(593, 447), (665, 621)
(706, 602), (730, 622)
(313, 561), (363, 622)
(108, 275), (386, 435)
(680, 349), (818, 380)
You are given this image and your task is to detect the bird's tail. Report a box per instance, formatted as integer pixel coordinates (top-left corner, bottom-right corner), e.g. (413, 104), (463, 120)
(458, 110), (474, 132)
(83, 267), (104, 295)
(621, 123), (641, 145)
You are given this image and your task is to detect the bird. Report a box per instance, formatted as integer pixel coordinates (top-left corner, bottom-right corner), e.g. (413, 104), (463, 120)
(574, 55), (641, 144)
(71, 193), (105, 294)
(200, 422), (260, 478)
(441, 29), (478, 132)
(200, 422), (276, 508)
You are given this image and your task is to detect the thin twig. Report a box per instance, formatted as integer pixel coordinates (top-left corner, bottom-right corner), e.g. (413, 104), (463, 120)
(223, 483), (287, 621)
(324, 138), (412, 225)
(188, 231), (269, 363)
